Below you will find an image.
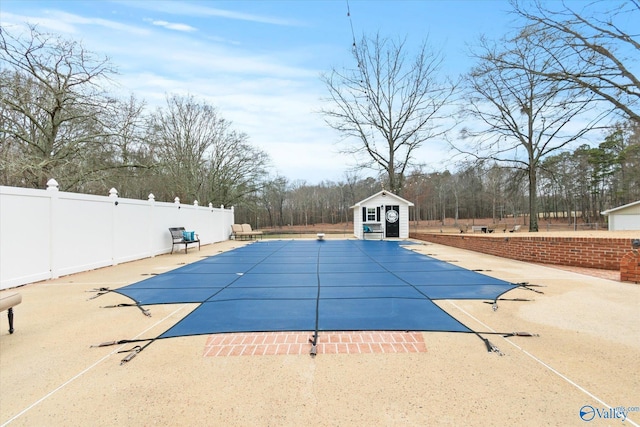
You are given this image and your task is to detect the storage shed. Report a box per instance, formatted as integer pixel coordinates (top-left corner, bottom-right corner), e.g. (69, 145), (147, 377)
(601, 200), (640, 231)
(351, 191), (414, 239)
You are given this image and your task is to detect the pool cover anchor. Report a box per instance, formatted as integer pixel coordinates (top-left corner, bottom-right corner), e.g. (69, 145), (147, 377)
(485, 338), (504, 356)
(516, 282), (545, 294)
(101, 303), (151, 317)
(118, 345), (142, 365)
(486, 297), (533, 311)
(309, 335), (318, 357)
(91, 340), (120, 348)
(90, 338), (150, 348)
(476, 331), (539, 356)
(86, 287), (111, 300)
(91, 337), (157, 365)
(507, 331), (539, 337)
(487, 282), (544, 310)
(89, 287), (152, 317)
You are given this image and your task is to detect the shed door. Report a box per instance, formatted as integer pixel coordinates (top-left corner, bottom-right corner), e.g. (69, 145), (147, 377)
(385, 205), (400, 238)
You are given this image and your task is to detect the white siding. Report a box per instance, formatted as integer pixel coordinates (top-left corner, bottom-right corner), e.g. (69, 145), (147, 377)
(352, 191), (413, 240)
(399, 204), (410, 238)
(353, 205), (363, 239)
(604, 201), (640, 231)
(610, 213), (640, 231)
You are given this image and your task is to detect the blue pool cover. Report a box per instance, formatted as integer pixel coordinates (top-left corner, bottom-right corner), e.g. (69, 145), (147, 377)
(114, 240), (518, 339)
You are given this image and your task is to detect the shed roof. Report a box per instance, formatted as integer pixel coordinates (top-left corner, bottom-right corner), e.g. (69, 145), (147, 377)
(601, 200), (640, 215)
(350, 190), (414, 209)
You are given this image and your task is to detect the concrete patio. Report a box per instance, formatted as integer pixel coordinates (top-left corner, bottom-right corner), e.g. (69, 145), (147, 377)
(1, 238), (638, 426)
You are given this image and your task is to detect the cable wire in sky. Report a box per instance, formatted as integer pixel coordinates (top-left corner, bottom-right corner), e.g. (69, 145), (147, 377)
(346, 0), (357, 50)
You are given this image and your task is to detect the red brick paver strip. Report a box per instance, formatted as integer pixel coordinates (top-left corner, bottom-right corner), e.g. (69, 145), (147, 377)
(203, 331), (427, 356)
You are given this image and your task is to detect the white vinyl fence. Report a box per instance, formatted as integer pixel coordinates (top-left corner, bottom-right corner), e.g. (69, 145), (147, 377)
(0, 181), (234, 290)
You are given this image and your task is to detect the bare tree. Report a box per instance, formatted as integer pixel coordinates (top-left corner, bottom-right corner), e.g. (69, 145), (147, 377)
(511, 0), (639, 123)
(0, 25), (116, 189)
(148, 94), (270, 205)
(259, 175), (288, 228)
(147, 95), (216, 202)
(98, 94), (156, 198)
(321, 33), (456, 195)
(460, 30), (607, 231)
(206, 127), (270, 207)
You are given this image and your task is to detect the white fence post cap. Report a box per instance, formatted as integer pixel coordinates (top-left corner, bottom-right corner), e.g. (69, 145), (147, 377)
(194, 200), (199, 206)
(46, 178), (59, 191)
(148, 193), (155, 201)
(109, 188), (118, 198)
(174, 197), (180, 204)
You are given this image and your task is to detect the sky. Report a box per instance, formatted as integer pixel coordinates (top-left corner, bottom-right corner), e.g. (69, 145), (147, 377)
(1, 1), (533, 183)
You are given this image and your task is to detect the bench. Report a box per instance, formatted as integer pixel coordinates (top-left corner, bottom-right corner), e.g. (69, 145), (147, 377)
(509, 225), (522, 233)
(0, 293), (22, 334)
(487, 223), (507, 233)
(230, 224), (263, 240)
(363, 223), (383, 240)
(169, 227), (200, 254)
(471, 225), (488, 233)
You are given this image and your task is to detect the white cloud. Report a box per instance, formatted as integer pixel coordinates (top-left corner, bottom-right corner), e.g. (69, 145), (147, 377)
(144, 18), (196, 33)
(0, 10), (151, 40)
(0, 12), (77, 34)
(47, 10), (150, 35)
(115, 0), (304, 26)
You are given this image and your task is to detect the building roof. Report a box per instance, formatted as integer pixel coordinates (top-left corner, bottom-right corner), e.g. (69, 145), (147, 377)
(601, 200), (640, 215)
(350, 190), (414, 209)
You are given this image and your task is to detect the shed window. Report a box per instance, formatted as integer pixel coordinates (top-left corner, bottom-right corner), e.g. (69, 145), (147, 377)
(367, 208), (376, 221)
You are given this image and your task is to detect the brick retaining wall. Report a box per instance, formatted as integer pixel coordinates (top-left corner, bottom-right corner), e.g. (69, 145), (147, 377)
(410, 233), (633, 271)
(620, 251), (640, 283)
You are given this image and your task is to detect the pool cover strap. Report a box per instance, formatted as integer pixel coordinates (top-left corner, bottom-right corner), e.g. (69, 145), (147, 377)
(101, 303), (151, 317)
(309, 244), (322, 357)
